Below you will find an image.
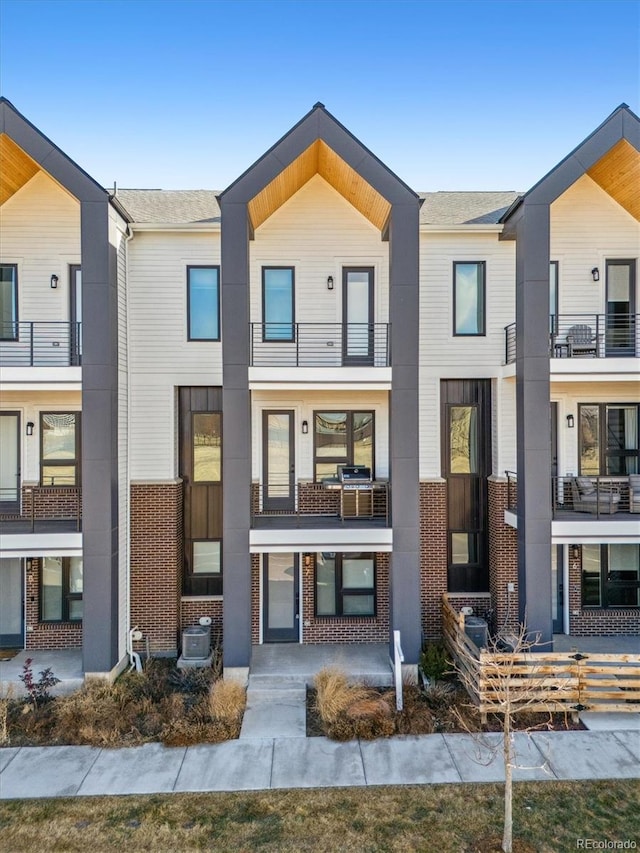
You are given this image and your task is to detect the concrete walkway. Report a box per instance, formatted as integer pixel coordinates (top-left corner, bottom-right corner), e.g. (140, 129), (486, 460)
(1, 729), (638, 799)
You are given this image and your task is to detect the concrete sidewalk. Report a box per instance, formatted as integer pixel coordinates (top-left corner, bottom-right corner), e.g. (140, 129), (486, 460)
(1, 729), (638, 800)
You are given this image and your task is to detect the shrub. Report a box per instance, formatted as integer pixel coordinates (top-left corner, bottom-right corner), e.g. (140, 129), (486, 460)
(314, 667), (370, 725)
(314, 667), (396, 741)
(422, 680), (455, 710)
(19, 658), (60, 706)
(419, 643), (450, 683)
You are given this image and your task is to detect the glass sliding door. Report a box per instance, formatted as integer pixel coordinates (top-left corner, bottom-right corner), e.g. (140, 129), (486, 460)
(343, 267), (374, 365)
(605, 260), (636, 356)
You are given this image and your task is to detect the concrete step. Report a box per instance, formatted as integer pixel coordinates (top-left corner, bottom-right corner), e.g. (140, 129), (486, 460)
(240, 677), (308, 739)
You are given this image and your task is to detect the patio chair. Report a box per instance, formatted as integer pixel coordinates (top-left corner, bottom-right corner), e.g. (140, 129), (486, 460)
(570, 477), (620, 514)
(566, 324), (599, 357)
(629, 474), (640, 513)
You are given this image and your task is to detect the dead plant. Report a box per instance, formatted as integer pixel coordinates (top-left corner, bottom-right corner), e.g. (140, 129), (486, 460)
(314, 667), (371, 725)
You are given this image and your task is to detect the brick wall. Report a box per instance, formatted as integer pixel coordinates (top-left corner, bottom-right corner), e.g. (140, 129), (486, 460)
(420, 480), (448, 640)
(488, 477), (519, 633)
(20, 486), (81, 523)
(568, 548), (640, 635)
(25, 558), (82, 649)
(180, 598), (224, 655)
(130, 481), (183, 655)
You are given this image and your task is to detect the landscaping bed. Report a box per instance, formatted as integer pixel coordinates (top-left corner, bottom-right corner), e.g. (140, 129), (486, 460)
(306, 669), (585, 740)
(0, 658), (246, 748)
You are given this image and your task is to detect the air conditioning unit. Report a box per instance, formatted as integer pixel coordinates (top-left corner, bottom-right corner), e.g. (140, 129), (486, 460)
(464, 615), (488, 650)
(182, 626), (210, 660)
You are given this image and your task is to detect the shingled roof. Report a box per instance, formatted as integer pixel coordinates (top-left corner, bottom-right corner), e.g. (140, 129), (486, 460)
(115, 188), (519, 227)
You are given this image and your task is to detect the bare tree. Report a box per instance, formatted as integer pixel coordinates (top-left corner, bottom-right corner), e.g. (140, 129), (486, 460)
(450, 623), (573, 853)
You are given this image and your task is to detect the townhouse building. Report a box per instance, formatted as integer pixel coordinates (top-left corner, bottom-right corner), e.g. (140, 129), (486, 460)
(0, 97), (638, 681)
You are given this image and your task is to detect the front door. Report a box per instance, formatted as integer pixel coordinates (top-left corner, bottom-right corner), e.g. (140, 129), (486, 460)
(263, 410), (295, 512)
(605, 260), (636, 356)
(70, 265), (82, 365)
(0, 558), (23, 647)
(0, 412), (20, 515)
(343, 267), (374, 365)
(263, 553), (299, 642)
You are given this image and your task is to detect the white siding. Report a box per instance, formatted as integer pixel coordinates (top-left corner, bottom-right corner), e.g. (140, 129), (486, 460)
(0, 171), (80, 321)
(127, 230), (222, 479)
(418, 231), (515, 478)
(251, 175), (388, 325)
(551, 175), (640, 315)
(495, 378), (517, 475)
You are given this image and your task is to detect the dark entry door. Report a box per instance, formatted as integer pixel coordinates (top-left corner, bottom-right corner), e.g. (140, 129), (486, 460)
(605, 260), (636, 356)
(343, 267), (374, 365)
(263, 411), (295, 512)
(263, 553), (299, 642)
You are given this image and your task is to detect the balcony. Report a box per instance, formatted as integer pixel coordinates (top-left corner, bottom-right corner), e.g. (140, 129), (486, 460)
(505, 314), (639, 365)
(505, 472), (639, 521)
(0, 486), (82, 534)
(0, 322), (82, 367)
(251, 481), (390, 529)
(250, 323), (390, 368)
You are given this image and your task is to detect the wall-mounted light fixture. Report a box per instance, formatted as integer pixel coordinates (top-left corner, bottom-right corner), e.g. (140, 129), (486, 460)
(301, 420), (309, 435)
(304, 555), (311, 569)
(591, 267), (600, 282)
(50, 274), (59, 289)
(327, 276), (334, 290)
(566, 414), (574, 429)
(26, 421), (34, 436)
(571, 544), (580, 560)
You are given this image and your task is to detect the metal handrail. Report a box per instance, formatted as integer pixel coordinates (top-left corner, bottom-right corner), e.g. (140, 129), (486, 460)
(506, 473), (635, 518)
(0, 321), (82, 367)
(505, 314), (639, 364)
(250, 323), (391, 367)
(251, 480), (390, 526)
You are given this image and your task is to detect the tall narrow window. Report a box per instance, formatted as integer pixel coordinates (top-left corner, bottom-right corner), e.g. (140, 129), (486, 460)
(314, 411), (374, 481)
(40, 413), (80, 486)
(263, 267), (294, 341)
(453, 261), (485, 336)
(192, 413), (221, 482)
(0, 264), (18, 341)
(41, 557), (83, 622)
(187, 266), (220, 340)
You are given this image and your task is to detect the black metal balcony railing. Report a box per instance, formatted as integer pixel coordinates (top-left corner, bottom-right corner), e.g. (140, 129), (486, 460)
(505, 471), (637, 519)
(250, 323), (390, 368)
(505, 314), (639, 364)
(0, 486), (82, 531)
(251, 481), (390, 527)
(0, 321), (82, 367)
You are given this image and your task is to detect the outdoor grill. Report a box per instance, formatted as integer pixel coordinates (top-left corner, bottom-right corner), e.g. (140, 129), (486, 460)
(338, 466), (373, 518)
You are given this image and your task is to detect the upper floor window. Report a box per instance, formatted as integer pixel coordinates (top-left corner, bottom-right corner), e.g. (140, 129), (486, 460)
(40, 412), (80, 486)
(263, 267), (294, 341)
(0, 264), (18, 341)
(579, 403), (639, 476)
(314, 411), (374, 481)
(187, 266), (220, 341)
(192, 412), (222, 482)
(453, 261), (485, 336)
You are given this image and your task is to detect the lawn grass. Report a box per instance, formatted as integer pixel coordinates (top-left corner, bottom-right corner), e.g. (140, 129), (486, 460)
(1, 781), (638, 852)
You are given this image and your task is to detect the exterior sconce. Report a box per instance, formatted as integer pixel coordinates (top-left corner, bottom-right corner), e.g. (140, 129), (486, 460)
(301, 420), (309, 434)
(50, 274), (59, 289)
(571, 544), (580, 560)
(566, 414), (574, 429)
(304, 555), (311, 568)
(26, 421), (34, 436)
(327, 276), (334, 290)
(591, 267), (600, 282)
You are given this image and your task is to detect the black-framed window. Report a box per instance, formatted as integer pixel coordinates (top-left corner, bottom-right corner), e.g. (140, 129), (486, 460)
(40, 412), (80, 486)
(187, 266), (220, 341)
(582, 544), (639, 608)
(192, 412), (222, 482)
(314, 411), (374, 481)
(185, 540), (223, 596)
(41, 556), (83, 622)
(0, 264), (18, 341)
(579, 403), (639, 475)
(315, 552), (376, 616)
(262, 266), (294, 341)
(453, 261), (485, 336)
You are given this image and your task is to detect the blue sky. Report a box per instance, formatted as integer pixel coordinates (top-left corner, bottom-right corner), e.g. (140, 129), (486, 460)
(1, 0), (638, 192)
